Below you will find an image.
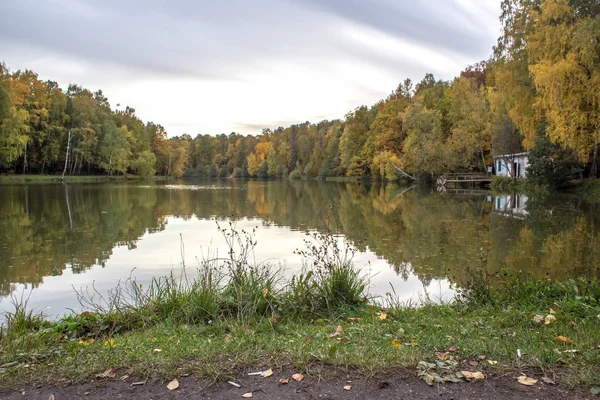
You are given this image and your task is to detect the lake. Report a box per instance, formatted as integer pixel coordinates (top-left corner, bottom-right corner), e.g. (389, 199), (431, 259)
(0, 180), (598, 319)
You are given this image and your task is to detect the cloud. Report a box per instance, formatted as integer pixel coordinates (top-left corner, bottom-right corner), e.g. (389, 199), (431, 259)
(0, 0), (501, 136)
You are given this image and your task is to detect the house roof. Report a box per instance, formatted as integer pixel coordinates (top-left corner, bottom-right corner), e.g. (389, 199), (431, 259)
(492, 152), (529, 159)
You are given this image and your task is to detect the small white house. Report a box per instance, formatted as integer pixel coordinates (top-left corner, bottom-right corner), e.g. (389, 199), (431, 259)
(493, 152), (529, 179)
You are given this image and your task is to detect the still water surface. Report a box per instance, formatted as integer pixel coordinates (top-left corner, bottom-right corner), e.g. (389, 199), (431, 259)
(0, 180), (598, 318)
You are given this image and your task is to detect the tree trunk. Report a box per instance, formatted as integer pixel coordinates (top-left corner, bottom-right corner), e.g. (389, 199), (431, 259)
(70, 153), (78, 175)
(592, 133), (598, 178)
(167, 151), (172, 177)
(61, 129), (72, 180)
(22, 141), (28, 175)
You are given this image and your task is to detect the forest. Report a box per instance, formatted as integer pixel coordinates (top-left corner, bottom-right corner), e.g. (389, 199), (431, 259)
(0, 0), (599, 180)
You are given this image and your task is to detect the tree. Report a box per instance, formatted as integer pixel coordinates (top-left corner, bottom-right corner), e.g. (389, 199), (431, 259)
(528, 0), (600, 174)
(527, 136), (582, 189)
(131, 150), (156, 178)
(98, 123), (130, 175)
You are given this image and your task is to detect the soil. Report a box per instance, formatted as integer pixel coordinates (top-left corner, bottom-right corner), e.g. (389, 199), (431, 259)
(0, 368), (594, 400)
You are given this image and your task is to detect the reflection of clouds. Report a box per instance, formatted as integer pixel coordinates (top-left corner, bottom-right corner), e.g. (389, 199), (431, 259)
(0, 217), (451, 320)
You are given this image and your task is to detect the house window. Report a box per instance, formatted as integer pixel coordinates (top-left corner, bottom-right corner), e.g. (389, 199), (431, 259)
(497, 161), (502, 172)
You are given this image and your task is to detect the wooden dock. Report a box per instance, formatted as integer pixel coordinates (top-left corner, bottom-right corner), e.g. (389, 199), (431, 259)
(437, 173), (492, 191)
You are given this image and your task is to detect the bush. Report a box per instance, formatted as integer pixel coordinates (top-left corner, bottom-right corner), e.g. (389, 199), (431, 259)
(231, 167), (245, 179)
(289, 168), (303, 180)
(207, 164), (218, 178)
(526, 137), (582, 190)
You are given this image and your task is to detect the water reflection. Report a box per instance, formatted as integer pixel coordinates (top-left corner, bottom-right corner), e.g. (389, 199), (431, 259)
(0, 180), (598, 314)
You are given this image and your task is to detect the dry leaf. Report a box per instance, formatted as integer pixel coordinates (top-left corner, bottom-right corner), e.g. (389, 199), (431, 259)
(262, 288), (269, 297)
(542, 377), (556, 385)
(461, 371), (485, 380)
(347, 317), (362, 322)
(343, 385), (352, 390)
(96, 369), (116, 378)
(167, 379), (179, 391)
(153, 348), (162, 353)
(544, 315), (556, 325)
(242, 393), (253, 398)
(292, 373), (304, 382)
(517, 376), (537, 386)
(533, 314), (544, 323)
(336, 325), (343, 333)
(563, 349), (579, 354)
(556, 336), (574, 344)
(448, 346), (459, 352)
(435, 352), (450, 361)
(487, 360), (498, 366)
(49, 396), (55, 400)
(279, 378), (289, 384)
(262, 368), (273, 378)
(549, 308), (556, 314)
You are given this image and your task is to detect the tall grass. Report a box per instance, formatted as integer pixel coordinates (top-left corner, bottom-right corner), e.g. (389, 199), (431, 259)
(1, 223), (370, 340)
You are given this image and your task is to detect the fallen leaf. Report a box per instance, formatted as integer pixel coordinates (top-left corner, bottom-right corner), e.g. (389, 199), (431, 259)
(377, 311), (387, 320)
(262, 368), (273, 378)
(262, 288), (269, 297)
(542, 377), (555, 385)
(448, 346), (459, 352)
(517, 376), (537, 386)
(549, 308), (556, 314)
(563, 349), (579, 354)
(242, 393), (253, 398)
(469, 361), (479, 367)
(461, 371), (485, 380)
(423, 373), (435, 386)
(347, 317), (362, 322)
(49, 396), (54, 400)
(279, 378), (289, 384)
(336, 325), (343, 333)
(569, 321), (576, 328)
(544, 315), (556, 325)
(167, 379), (179, 391)
(533, 314), (544, 323)
(556, 336), (574, 344)
(96, 369), (116, 379)
(590, 387), (600, 395)
(292, 373), (304, 382)
(343, 385), (352, 391)
(435, 352), (450, 361)
(153, 348), (162, 353)
(487, 360), (498, 366)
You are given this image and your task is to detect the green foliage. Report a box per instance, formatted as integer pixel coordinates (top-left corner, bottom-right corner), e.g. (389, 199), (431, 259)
(131, 150), (156, 178)
(527, 137), (582, 190)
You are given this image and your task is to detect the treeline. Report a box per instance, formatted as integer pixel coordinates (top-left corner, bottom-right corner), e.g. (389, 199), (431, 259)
(1, 0), (599, 180)
(0, 65), (188, 177)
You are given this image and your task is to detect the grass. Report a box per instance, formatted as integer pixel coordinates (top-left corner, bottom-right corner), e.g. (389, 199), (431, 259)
(0, 174), (168, 184)
(0, 226), (599, 390)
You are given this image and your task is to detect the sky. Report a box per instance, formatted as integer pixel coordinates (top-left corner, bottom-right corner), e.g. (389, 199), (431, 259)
(0, 0), (502, 137)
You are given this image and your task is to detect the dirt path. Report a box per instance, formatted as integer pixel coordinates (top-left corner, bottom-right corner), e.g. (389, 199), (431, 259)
(1, 370), (593, 400)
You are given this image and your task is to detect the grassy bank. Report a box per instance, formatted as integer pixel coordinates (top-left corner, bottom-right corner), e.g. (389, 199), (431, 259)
(1, 227), (599, 389)
(0, 174), (169, 184)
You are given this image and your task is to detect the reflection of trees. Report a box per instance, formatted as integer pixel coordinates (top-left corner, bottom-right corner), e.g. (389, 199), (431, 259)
(1, 181), (599, 297)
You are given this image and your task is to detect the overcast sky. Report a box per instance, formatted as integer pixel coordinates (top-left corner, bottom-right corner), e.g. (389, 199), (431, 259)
(0, 0), (501, 137)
